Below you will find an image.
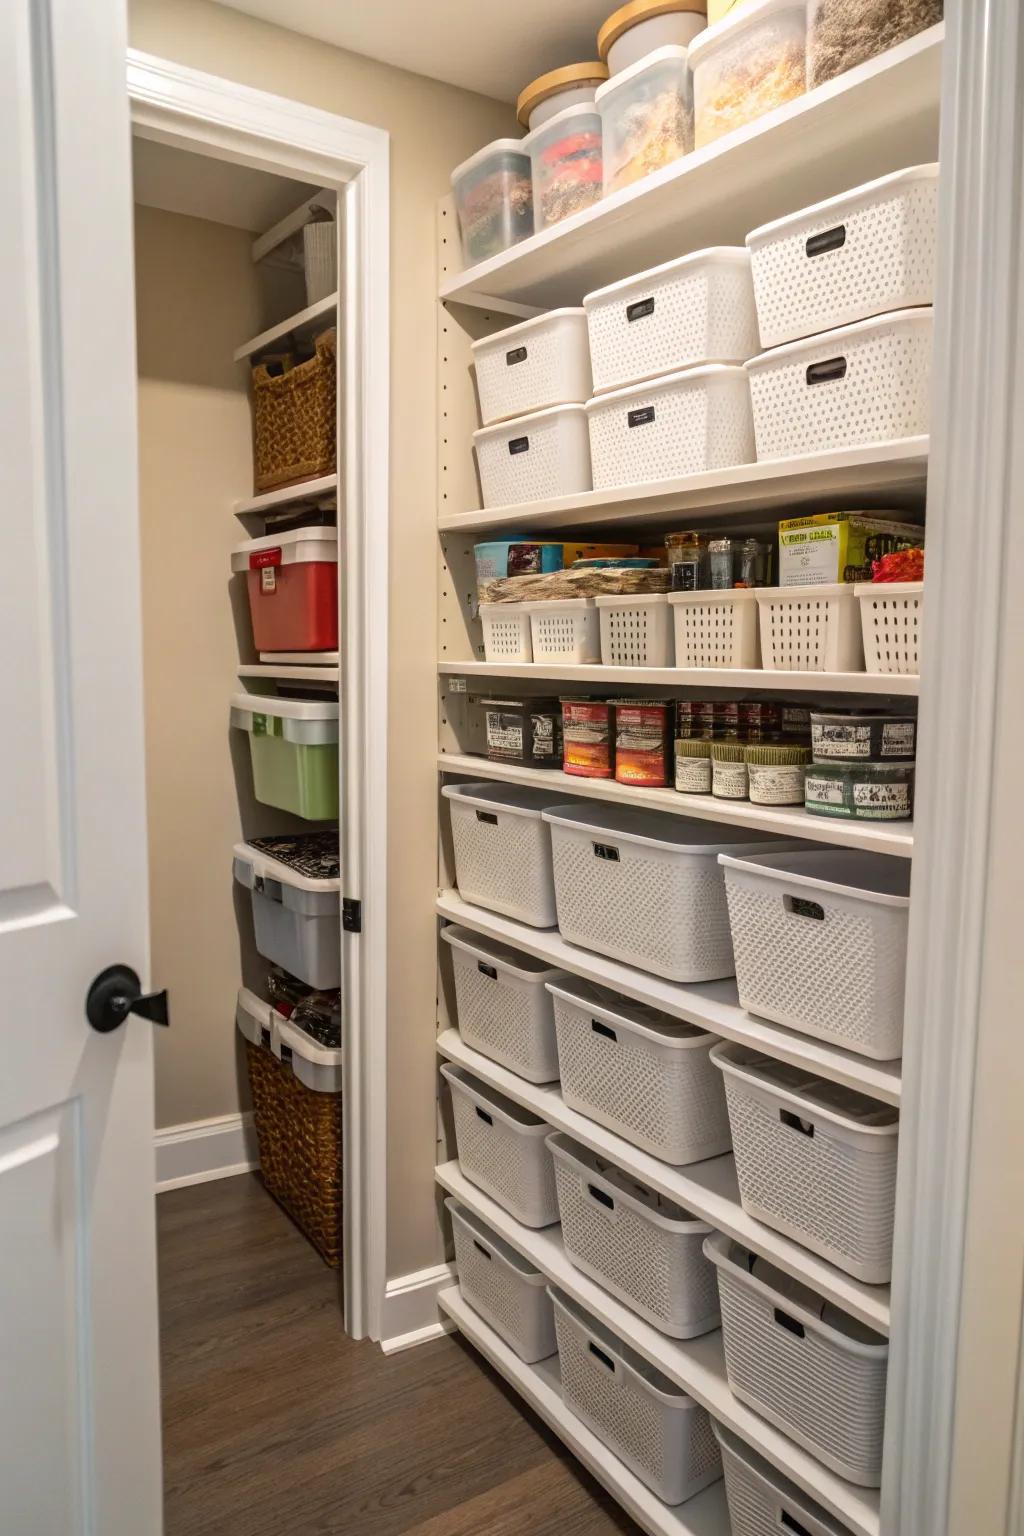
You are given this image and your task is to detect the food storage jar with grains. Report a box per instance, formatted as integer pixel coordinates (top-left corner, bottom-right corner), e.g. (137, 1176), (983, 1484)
(525, 106), (604, 229)
(595, 45), (694, 195)
(688, 0), (806, 149)
(516, 61), (609, 129)
(451, 139), (534, 266)
(599, 0), (708, 74)
(808, 0), (943, 90)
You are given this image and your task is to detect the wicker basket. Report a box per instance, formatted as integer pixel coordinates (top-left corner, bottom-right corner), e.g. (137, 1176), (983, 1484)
(252, 328), (336, 493)
(245, 1038), (343, 1265)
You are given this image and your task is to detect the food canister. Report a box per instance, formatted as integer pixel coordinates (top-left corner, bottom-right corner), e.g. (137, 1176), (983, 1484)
(599, 0), (708, 74)
(676, 699), (717, 739)
(481, 697), (563, 768)
(562, 698), (614, 778)
(711, 740), (749, 799)
(745, 742), (810, 805)
(675, 738), (713, 793)
(804, 760), (915, 820)
(516, 61), (609, 129)
(612, 699), (673, 786)
(665, 531), (709, 591)
(810, 711), (917, 762)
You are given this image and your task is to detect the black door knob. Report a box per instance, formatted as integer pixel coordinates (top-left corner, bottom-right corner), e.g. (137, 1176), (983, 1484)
(86, 966), (170, 1034)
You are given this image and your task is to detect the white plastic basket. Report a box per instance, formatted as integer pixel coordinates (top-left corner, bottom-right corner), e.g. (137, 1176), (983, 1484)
(479, 602), (533, 663)
(669, 589), (760, 669)
(550, 1287), (722, 1505)
(745, 309), (933, 461)
(720, 848), (912, 1060)
(447, 1198), (557, 1362)
(855, 581), (923, 676)
(441, 924), (565, 1083)
(712, 1043), (900, 1283)
(584, 248), (759, 394)
(747, 164), (939, 350)
(706, 1233), (889, 1488)
(585, 365), (754, 489)
(754, 585), (864, 673)
(474, 404), (592, 508)
(471, 308), (592, 426)
(713, 1420), (852, 1536)
(441, 1064), (559, 1227)
(595, 594), (673, 667)
(443, 782), (566, 928)
(548, 1134), (719, 1337)
(547, 978), (731, 1163)
(543, 801), (784, 982)
(524, 598), (601, 665)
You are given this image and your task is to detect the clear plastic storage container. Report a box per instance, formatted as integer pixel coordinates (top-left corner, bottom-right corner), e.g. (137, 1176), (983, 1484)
(471, 309), (592, 426)
(230, 693), (339, 821)
(447, 1199), (557, 1362)
(451, 138), (533, 266)
(440, 1064), (559, 1227)
(474, 404), (592, 508)
(443, 781), (569, 927)
(599, 0), (708, 74)
(689, 0), (806, 148)
(525, 106), (604, 229)
(595, 45), (694, 194)
(441, 924), (565, 1082)
(807, 0), (943, 90)
(585, 366), (755, 488)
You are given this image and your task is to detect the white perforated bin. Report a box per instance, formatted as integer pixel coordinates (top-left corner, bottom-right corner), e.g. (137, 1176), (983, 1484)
(547, 977), (731, 1163)
(525, 598), (601, 664)
(479, 602), (533, 663)
(720, 848), (911, 1060)
(441, 924), (565, 1082)
(544, 801), (785, 981)
(706, 1234), (888, 1487)
(713, 1421), (853, 1536)
(444, 782), (569, 927)
(586, 366), (755, 489)
(745, 309), (933, 461)
(755, 585), (863, 672)
(747, 164), (939, 350)
(548, 1134), (719, 1337)
(441, 1064), (559, 1227)
(712, 1043), (899, 1283)
(595, 594), (673, 667)
(855, 581), (923, 676)
(550, 1287), (722, 1504)
(669, 589), (760, 668)
(474, 404), (592, 508)
(447, 1198), (557, 1362)
(471, 309), (592, 426)
(584, 248), (759, 394)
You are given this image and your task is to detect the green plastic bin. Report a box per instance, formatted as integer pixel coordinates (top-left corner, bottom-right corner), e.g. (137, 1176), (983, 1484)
(231, 693), (339, 821)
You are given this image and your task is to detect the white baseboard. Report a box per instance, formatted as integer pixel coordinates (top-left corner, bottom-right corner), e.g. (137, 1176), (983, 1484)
(155, 1112), (258, 1192)
(379, 1261), (458, 1354)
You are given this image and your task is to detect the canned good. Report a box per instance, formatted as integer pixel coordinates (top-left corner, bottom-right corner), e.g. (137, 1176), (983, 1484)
(711, 741), (749, 800)
(562, 698), (613, 778)
(745, 743), (811, 805)
(675, 738), (713, 794)
(612, 699), (672, 787)
(804, 760), (915, 821)
(810, 711), (917, 763)
(481, 696), (563, 768)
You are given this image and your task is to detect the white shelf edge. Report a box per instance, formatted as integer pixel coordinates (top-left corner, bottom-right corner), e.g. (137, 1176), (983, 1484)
(438, 660), (919, 697)
(437, 1163), (880, 1536)
(233, 293), (337, 362)
(251, 188), (335, 265)
(233, 473), (338, 517)
(237, 663), (339, 684)
(437, 754), (913, 860)
(437, 1284), (733, 1536)
(259, 650), (339, 665)
(436, 1020), (893, 1329)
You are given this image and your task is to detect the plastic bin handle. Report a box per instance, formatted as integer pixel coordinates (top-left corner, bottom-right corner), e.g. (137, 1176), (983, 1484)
(806, 356), (847, 386)
(773, 1307), (806, 1340)
(591, 1018), (617, 1043)
(586, 1182), (615, 1212)
(779, 1510), (814, 1536)
(779, 1109), (815, 1139)
(805, 224), (846, 258)
(783, 894), (825, 922)
(588, 1340), (617, 1373)
(475, 810), (499, 825)
(477, 961), (498, 980)
(507, 435), (530, 456)
(626, 295), (655, 322)
(474, 1106), (494, 1126)
(472, 1239), (493, 1261)
(506, 345), (527, 366)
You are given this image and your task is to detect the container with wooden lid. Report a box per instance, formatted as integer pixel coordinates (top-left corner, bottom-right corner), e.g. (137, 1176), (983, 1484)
(516, 61), (609, 130)
(598, 0), (707, 74)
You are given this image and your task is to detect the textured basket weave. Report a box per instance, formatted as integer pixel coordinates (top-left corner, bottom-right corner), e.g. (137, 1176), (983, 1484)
(245, 1038), (343, 1265)
(252, 328), (336, 492)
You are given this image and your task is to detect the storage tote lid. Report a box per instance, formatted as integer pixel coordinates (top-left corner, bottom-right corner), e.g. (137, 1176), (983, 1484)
(598, 0), (706, 60)
(516, 62), (609, 126)
(230, 526), (338, 573)
(236, 986), (272, 1047)
(743, 307), (934, 373)
(233, 832), (341, 892)
(687, 0), (804, 70)
(472, 401), (587, 445)
(441, 923), (567, 980)
(443, 780), (576, 821)
(594, 43), (691, 105)
(272, 1012), (343, 1092)
(710, 1042), (898, 1135)
(541, 799), (785, 855)
(230, 691), (339, 745)
(546, 973), (711, 1045)
(583, 246), (749, 308)
(717, 847), (911, 906)
(746, 163), (940, 249)
(470, 308), (586, 357)
(450, 137), (531, 187)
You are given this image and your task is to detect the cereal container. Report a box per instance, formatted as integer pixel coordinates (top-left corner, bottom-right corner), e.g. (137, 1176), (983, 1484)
(451, 139), (534, 266)
(595, 45), (694, 195)
(808, 0), (943, 90)
(525, 106), (604, 229)
(688, 0), (806, 149)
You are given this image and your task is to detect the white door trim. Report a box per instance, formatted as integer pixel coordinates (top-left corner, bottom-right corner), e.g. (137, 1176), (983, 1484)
(154, 1114), (258, 1193)
(127, 50), (390, 1342)
(379, 1262), (458, 1355)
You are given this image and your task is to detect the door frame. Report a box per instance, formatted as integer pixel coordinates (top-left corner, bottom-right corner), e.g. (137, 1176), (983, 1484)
(127, 49), (390, 1341)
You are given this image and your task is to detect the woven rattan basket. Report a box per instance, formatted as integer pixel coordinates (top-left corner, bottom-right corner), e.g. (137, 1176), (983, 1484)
(245, 1038), (343, 1265)
(252, 327), (336, 493)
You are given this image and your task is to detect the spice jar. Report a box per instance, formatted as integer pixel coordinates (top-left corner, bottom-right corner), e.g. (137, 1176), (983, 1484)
(665, 531), (709, 590)
(737, 537), (771, 588)
(807, 0), (943, 90)
(612, 699), (673, 786)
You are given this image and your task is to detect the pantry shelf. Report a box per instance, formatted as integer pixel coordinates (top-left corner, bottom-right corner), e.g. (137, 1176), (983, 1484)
(437, 1164), (880, 1536)
(439, 660), (919, 698)
(436, 1022), (893, 1328)
(233, 293), (337, 362)
(237, 663), (340, 685)
(437, 754), (913, 860)
(438, 440), (928, 533)
(233, 473), (338, 519)
(438, 1285), (733, 1536)
(439, 27), (942, 312)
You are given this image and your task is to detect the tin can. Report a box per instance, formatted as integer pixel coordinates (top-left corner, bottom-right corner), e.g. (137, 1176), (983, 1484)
(613, 699), (673, 787)
(676, 699), (717, 740)
(562, 698), (613, 778)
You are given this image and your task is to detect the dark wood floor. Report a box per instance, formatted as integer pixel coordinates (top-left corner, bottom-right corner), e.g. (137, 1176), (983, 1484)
(159, 1174), (640, 1535)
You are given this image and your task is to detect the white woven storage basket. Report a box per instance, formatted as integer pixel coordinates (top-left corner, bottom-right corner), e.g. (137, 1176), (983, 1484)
(443, 782), (567, 927)
(747, 164), (939, 350)
(669, 589), (760, 668)
(524, 598), (601, 665)
(479, 602), (533, 663)
(754, 585), (863, 672)
(441, 924), (565, 1083)
(441, 1064), (559, 1227)
(855, 581), (923, 676)
(584, 247), (759, 393)
(713, 1420), (853, 1536)
(707, 1234), (889, 1488)
(712, 1043), (899, 1283)
(447, 1198), (557, 1362)
(474, 404), (592, 508)
(720, 848), (911, 1061)
(547, 977), (731, 1163)
(548, 1134), (719, 1337)
(544, 801), (784, 982)
(595, 594), (673, 667)
(471, 308), (592, 426)
(745, 309), (933, 461)
(550, 1287), (723, 1505)
(585, 365), (755, 489)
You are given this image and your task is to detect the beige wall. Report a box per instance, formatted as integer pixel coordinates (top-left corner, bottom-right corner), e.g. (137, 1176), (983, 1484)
(129, 0), (510, 1276)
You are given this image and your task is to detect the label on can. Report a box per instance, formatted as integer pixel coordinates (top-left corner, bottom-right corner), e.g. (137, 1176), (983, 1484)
(614, 703), (670, 787)
(562, 701), (612, 778)
(806, 775), (846, 805)
(852, 780), (911, 817)
(530, 711), (557, 759)
(485, 712), (524, 756)
(675, 756), (712, 794)
(260, 566), (277, 593)
(812, 723), (872, 758)
(881, 721), (916, 757)
(748, 762), (806, 805)
(712, 760), (749, 799)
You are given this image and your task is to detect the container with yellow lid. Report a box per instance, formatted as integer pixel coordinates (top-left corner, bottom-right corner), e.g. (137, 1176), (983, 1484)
(598, 0), (707, 74)
(516, 61), (609, 130)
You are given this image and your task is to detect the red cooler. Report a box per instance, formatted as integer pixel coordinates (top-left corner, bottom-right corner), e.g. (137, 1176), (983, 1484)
(232, 529), (338, 653)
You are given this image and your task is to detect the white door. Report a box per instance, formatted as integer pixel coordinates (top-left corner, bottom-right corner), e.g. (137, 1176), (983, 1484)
(2, 1), (162, 1533)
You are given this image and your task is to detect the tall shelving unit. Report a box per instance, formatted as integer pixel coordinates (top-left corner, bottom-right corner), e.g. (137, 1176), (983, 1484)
(434, 24), (943, 1536)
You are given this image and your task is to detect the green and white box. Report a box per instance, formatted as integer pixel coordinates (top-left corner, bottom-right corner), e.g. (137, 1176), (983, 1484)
(230, 693), (339, 821)
(778, 511), (922, 588)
